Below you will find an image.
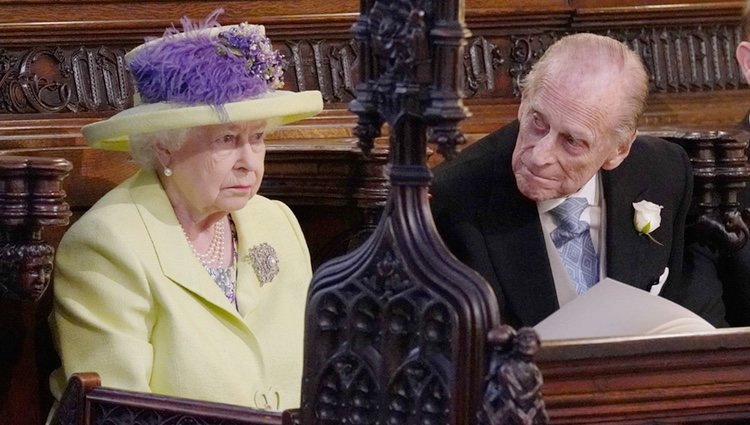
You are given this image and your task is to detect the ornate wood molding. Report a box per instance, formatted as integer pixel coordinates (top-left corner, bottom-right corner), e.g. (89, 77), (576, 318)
(1, 2), (746, 122)
(650, 129), (750, 252)
(51, 373), (284, 425)
(0, 46), (131, 114)
(538, 329), (750, 424)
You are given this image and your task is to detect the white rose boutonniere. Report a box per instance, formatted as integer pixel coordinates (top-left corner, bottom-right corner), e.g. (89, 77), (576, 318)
(633, 200), (663, 245)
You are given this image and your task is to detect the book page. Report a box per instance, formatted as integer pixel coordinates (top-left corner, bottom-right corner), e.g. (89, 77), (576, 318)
(534, 277), (715, 340)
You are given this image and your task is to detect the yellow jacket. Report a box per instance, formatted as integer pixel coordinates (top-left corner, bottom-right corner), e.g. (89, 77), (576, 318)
(49, 169), (311, 410)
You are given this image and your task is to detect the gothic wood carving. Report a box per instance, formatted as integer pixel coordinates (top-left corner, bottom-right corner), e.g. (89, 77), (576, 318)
(0, 155), (72, 425)
(2, 23), (746, 117)
(297, 0), (544, 424)
(479, 326), (548, 425)
(465, 24), (746, 100)
(655, 129), (750, 253)
(51, 373), (283, 425)
(0, 156), (71, 301)
(0, 46), (131, 114)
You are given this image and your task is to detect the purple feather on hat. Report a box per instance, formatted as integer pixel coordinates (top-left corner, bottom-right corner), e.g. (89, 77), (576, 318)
(129, 8), (285, 108)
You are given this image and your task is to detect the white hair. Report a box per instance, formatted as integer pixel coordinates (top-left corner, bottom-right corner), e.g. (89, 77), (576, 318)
(129, 128), (190, 169)
(519, 33), (649, 146)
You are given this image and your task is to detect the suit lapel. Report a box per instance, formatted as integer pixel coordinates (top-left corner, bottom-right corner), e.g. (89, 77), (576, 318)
(129, 170), (245, 319)
(603, 165), (663, 290)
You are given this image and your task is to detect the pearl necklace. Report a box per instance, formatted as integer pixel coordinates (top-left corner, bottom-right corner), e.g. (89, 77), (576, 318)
(183, 219), (225, 268)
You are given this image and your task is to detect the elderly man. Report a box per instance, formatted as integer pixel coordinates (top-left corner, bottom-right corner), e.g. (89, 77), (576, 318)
(431, 33), (701, 328)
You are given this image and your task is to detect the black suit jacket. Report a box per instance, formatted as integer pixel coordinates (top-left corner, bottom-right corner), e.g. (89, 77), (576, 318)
(431, 121), (694, 328)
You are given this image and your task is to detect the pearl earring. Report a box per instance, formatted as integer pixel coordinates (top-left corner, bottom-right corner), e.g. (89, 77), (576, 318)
(163, 167), (173, 177)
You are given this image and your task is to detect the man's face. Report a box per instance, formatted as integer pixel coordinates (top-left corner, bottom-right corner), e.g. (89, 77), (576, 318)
(511, 77), (631, 202)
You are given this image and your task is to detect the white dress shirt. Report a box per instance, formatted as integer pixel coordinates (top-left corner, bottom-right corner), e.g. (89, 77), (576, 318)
(537, 173), (607, 306)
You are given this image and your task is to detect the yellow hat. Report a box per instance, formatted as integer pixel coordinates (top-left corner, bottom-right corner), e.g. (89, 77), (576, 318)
(81, 10), (323, 151)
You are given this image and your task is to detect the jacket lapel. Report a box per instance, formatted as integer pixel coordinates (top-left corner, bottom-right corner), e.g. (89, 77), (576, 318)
(231, 208), (262, 319)
(129, 170), (244, 319)
(602, 166), (662, 290)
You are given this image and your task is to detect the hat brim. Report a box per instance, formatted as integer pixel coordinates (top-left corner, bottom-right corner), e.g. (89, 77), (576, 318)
(81, 90), (323, 151)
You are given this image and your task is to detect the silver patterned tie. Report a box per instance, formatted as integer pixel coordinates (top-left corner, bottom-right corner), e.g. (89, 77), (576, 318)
(549, 197), (599, 294)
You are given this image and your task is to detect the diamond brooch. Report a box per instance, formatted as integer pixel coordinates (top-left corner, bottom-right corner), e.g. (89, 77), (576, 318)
(245, 243), (280, 285)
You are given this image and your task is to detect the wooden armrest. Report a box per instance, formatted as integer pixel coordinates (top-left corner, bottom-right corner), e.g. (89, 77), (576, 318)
(51, 373), (283, 425)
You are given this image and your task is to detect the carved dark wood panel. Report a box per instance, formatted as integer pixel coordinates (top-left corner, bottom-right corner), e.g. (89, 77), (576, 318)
(0, 155), (72, 425)
(650, 129), (750, 253)
(0, 156), (71, 301)
(90, 403), (266, 425)
(298, 0), (528, 424)
(464, 24), (747, 99)
(2, 22), (746, 115)
(283, 39), (359, 103)
(51, 373), (283, 425)
(0, 46), (131, 114)
(618, 25), (745, 92)
(0, 38), (361, 115)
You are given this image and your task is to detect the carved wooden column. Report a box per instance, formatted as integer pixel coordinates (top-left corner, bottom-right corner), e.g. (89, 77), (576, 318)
(0, 156), (72, 300)
(659, 130), (750, 253)
(0, 155), (72, 424)
(294, 1), (522, 425)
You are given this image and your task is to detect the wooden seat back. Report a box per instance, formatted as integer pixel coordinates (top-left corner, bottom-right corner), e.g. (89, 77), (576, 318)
(50, 373), (283, 425)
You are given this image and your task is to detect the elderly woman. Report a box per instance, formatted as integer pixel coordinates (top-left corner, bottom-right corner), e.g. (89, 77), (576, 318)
(48, 10), (322, 411)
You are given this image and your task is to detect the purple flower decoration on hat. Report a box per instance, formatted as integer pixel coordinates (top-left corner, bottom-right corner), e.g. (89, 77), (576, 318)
(128, 8), (285, 108)
(217, 24), (285, 91)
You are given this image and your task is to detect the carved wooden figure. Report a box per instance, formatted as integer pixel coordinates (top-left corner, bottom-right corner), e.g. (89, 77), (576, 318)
(0, 156), (70, 301)
(0, 155), (72, 423)
(480, 326), (548, 425)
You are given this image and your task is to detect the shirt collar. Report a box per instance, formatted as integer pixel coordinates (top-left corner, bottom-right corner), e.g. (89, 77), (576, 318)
(537, 173), (599, 214)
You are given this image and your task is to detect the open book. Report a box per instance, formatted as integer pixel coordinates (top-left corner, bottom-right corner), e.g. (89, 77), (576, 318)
(534, 277), (715, 340)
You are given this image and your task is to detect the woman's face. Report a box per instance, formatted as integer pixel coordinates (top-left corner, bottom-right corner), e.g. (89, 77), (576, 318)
(160, 120), (266, 219)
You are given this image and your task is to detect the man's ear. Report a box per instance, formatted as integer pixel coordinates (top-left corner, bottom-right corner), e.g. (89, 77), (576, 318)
(601, 132), (635, 171)
(737, 41), (750, 84)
